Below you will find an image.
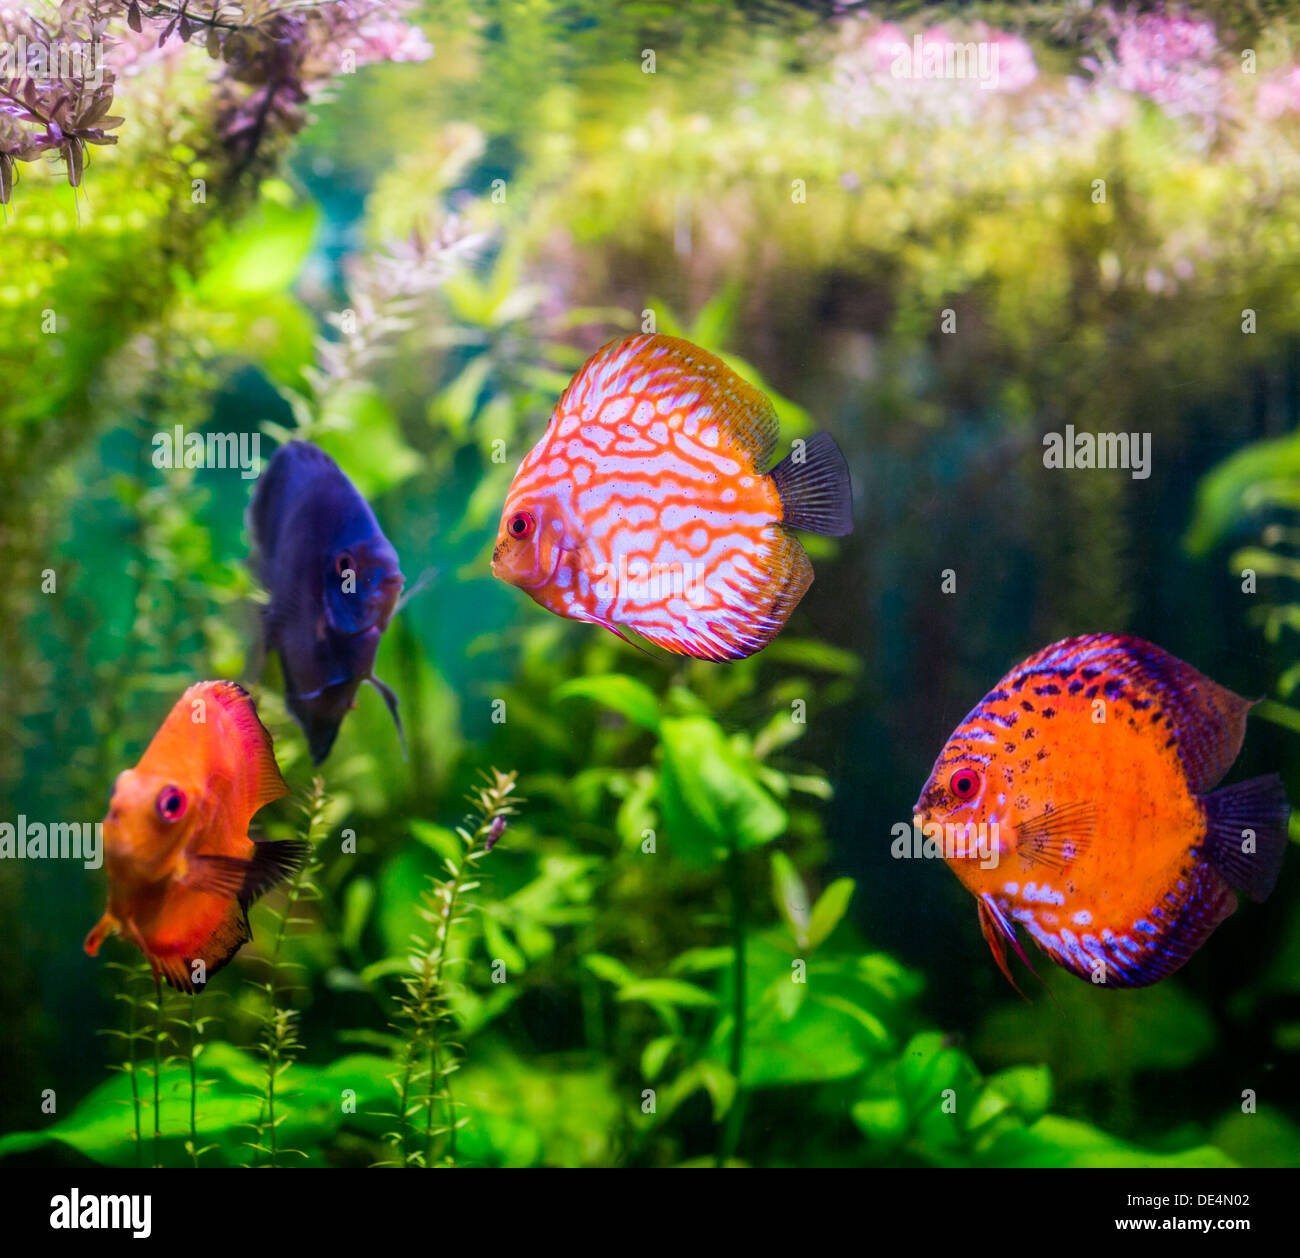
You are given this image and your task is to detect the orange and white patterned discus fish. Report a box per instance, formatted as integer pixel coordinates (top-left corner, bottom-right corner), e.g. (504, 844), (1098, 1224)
(84, 682), (308, 992)
(491, 334), (853, 661)
(914, 634), (1290, 991)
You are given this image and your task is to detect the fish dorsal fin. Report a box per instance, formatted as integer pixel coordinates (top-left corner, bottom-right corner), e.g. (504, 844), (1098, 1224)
(192, 681), (289, 819)
(558, 334), (780, 471)
(1008, 633), (1254, 795)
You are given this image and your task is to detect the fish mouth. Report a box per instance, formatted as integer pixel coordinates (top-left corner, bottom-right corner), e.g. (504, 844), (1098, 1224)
(493, 543), (561, 592)
(370, 573), (405, 629)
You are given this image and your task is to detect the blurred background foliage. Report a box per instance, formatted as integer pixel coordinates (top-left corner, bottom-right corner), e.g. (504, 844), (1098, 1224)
(3, 0), (1300, 1167)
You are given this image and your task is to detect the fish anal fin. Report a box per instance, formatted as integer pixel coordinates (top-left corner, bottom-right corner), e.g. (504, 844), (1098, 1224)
(157, 952), (198, 994)
(156, 901), (254, 992)
(629, 529), (814, 662)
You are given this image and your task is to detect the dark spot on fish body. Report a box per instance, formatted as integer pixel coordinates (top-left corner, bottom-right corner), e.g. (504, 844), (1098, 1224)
(1081, 668), (1101, 680)
(1020, 700), (1034, 713)
(1068, 680), (1084, 695)
(1085, 685), (1100, 699)
(1036, 749), (1048, 760)
(1034, 683), (1061, 696)
(1042, 707), (1056, 718)
(1023, 727), (1037, 740)
(1004, 741), (1016, 753)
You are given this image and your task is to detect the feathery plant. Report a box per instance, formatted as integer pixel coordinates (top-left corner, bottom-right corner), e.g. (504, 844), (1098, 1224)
(247, 776), (328, 1167)
(173, 995), (219, 1167)
(385, 768), (518, 1168)
(99, 959), (155, 1167)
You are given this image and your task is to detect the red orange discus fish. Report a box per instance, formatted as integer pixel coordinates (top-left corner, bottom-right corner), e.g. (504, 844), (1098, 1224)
(492, 334), (853, 661)
(914, 634), (1289, 990)
(84, 682), (308, 992)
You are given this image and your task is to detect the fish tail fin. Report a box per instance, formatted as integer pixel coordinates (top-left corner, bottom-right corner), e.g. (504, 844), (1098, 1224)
(769, 432), (854, 537)
(1203, 773), (1290, 902)
(978, 894), (1037, 1000)
(366, 675), (406, 759)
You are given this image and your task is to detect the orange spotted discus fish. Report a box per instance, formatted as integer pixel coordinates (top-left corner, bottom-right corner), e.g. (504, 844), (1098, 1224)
(492, 334), (853, 661)
(84, 682), (308, 993)
(914, 634), (1289, 990)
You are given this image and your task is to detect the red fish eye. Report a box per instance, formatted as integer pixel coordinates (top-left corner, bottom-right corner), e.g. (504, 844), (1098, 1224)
(949, 768), (981, 801)
(508, 510), (536, 540)
(335, 551), (354, 577)
(156, 785), (187, 822)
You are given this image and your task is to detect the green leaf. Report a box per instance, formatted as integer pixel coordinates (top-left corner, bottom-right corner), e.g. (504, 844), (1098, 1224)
(583, 952), (637, 988)
(312, 387), (422, 499)
(617, 979), (718, 1008)
(806, 878), (855, 950)
(554, 674), (662, 732)
(1184, 430), (1300, 556)
(985, 1116), (1236, 1169)
(196, 198), (319, 299)
(771, 851), (810, 948)
(641, 1035), (678, 1082)
(985, 1065), (1053, 1122)
(0, 1044), (393, 1168)
(657, 716), (787, 866)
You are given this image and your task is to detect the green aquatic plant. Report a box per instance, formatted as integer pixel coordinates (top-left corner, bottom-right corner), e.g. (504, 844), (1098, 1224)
(98, 959), (154, 1167)
(385, 768), (518, 1168)
(247, 776), (327, 1167)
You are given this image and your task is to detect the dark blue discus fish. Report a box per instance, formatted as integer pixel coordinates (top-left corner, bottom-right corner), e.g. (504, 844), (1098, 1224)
(248, 441), (405, 764)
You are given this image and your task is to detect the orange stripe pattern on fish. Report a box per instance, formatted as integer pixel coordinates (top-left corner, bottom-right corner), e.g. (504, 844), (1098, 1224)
(84, 682), (308, 993)
(491, 334), (853, 661)
(914, 634), (1290, 990)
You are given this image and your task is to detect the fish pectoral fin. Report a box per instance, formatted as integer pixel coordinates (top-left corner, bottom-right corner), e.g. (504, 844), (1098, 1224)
(366, 674), (406, 758)
(977, 895), (1036, 999)
(393, 565), (439, 614)
(181, 854), (253, 898)
(83, 911), (118, 956)
(1016, 801), (1098, 872)
(182, 840), (311, 905)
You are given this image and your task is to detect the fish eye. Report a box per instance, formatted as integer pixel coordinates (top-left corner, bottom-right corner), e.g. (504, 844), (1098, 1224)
(507, 510), (536, 540)
(156, 785), (188, 823)
(335, 551), (354, 577)
(949, 768), (982, 801)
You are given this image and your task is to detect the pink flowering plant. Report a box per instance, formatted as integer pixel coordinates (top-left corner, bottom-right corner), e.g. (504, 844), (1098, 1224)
(0, 0), (431, 204)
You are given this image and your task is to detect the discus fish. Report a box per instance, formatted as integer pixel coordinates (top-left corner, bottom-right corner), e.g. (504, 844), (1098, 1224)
(914, 634), (1289, 990)
(491, 334), (853, 661)
(248, 441), (405, 763)
(84, 682), (308, 992)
